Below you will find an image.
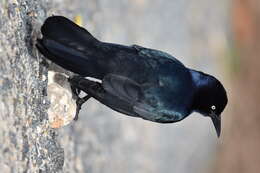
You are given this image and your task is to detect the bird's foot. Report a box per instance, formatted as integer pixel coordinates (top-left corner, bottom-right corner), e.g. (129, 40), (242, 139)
(74, 94), (91, 121)
(68, 75), (92, 120)
(71, 84), (81, 99)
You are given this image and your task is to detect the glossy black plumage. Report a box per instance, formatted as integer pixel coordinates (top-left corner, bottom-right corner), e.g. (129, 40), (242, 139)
(36, 16), (228, 137)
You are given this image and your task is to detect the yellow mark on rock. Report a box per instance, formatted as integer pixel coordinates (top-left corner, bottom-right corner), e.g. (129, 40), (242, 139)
(74, 15), (83, 27)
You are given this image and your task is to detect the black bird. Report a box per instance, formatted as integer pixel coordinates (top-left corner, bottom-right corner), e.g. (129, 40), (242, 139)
(36, 16), (228, 137)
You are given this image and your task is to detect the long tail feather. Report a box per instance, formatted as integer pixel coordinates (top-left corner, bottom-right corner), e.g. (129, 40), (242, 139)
(36, 16), (105, 78)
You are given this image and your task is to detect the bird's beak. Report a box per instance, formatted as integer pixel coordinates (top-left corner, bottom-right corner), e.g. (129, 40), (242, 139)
(210, 114), (221, 137)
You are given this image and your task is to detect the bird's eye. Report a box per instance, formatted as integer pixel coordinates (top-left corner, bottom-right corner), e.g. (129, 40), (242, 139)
(211, 105), (216, 110)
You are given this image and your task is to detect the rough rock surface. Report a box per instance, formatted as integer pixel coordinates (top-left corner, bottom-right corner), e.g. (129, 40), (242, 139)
(0, 0), (64, 172)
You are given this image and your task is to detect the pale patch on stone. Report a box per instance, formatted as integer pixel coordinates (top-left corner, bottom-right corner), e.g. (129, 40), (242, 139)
(47, 71), (76, 128)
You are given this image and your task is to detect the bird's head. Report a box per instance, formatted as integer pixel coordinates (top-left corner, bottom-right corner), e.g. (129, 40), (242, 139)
(191, 70), (228, 137)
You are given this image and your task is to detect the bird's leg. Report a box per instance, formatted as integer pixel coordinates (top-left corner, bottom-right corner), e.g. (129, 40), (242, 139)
(74, 94), (91, 120)
(69, 75), (92, 120)
(71, 83), (81, 99)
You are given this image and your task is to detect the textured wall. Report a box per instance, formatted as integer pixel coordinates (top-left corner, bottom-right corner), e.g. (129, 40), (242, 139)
(0, 0), (64, 172)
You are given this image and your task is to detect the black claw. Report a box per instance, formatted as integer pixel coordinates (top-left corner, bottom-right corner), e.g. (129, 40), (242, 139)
(71, 85), (81, 99)
(74, 95), (91, 121)
(74, 106), (80, 121)
(68, 76), (96, 120)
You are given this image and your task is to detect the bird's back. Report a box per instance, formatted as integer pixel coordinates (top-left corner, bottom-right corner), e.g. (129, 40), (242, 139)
(36, 16), (189, 85)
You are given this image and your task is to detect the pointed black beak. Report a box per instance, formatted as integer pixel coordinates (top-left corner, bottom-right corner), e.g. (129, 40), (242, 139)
(211, 114), (221, 137)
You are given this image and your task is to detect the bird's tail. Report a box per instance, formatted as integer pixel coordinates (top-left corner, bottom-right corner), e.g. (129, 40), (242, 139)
(36, 16), (104, 78)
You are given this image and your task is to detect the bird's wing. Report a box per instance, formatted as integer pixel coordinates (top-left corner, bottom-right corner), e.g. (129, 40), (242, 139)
(132, 44), (184, 66)
(102, 74), (142, 104)
(102, 74), (181, 123)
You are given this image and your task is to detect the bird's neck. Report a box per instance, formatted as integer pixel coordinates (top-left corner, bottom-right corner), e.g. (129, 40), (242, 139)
(189, 69), (211, 115)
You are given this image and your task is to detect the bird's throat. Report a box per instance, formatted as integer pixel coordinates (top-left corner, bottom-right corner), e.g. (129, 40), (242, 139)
(189, 69), (211, 115)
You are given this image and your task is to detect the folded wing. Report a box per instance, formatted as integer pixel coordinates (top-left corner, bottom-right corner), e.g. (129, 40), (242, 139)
(102, 74), (181, 123)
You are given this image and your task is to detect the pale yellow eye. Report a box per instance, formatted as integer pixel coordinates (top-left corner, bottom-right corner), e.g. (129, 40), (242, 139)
(211, 105), (216, 110)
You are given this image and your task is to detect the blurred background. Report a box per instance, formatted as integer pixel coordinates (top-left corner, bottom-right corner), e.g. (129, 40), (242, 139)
(52, 0), (260, 172)
(1, 0), (260, 172)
